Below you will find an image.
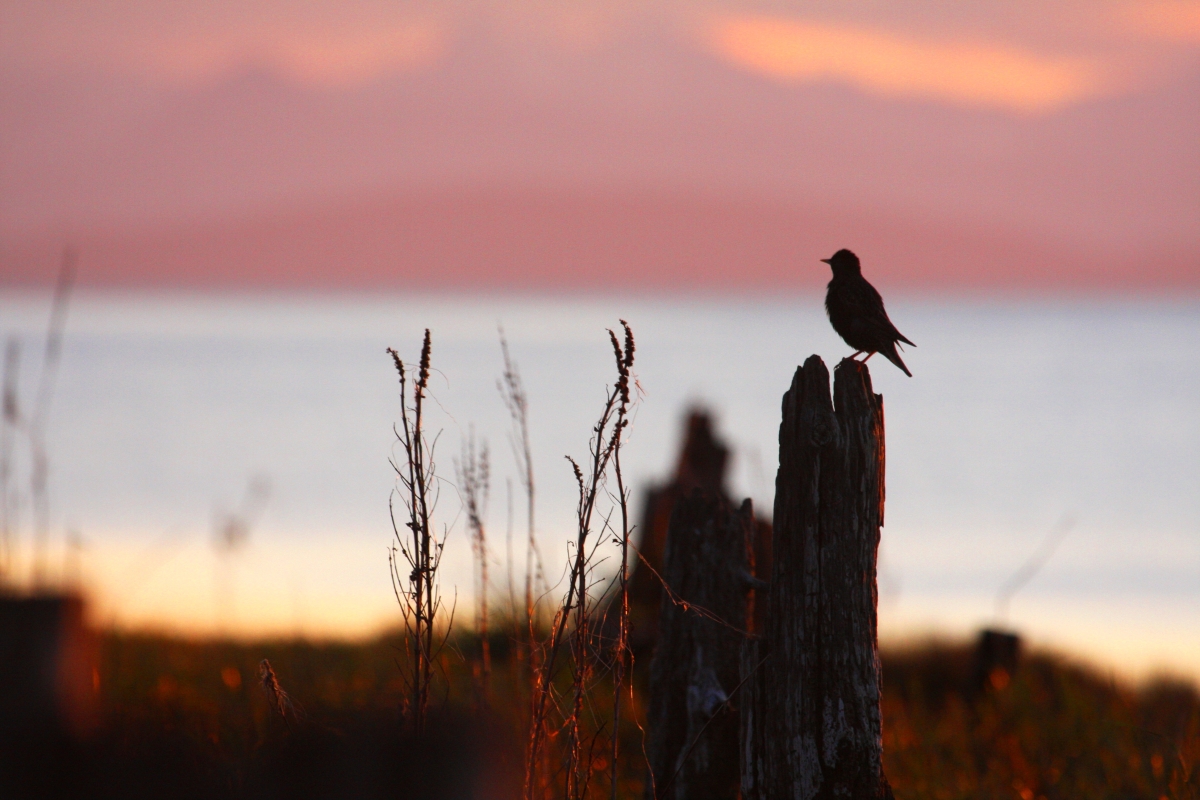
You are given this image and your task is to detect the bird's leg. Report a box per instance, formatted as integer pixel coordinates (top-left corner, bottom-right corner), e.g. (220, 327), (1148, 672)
(861, 352), (877, 363)
(850, 351), (866, 361)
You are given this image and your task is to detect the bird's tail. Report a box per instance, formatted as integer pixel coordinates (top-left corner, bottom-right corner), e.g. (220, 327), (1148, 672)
(883, 344), (912, 377)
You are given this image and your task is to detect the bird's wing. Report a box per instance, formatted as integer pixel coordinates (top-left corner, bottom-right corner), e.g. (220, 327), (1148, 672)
(857, 281), (915, 347)
(840, 281), (894, 339)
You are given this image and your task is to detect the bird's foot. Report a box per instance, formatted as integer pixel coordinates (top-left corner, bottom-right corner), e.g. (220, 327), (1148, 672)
(844, 352), (876, 366)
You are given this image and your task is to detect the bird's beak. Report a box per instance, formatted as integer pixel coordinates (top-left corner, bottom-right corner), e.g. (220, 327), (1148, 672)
(820, 258), (832, 264)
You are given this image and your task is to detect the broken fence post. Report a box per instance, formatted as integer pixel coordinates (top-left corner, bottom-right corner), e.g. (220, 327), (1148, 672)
(741, 356), (892, 800)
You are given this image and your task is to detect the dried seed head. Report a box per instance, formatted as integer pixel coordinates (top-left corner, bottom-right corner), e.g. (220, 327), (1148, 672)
(259, 659), (294, 719)
(567, 456), (584, 490)
(608, 328), (623, 369)
(620, 320), (635, 370)
(387, 347), (405, 378)
(418, 329), (432, 390)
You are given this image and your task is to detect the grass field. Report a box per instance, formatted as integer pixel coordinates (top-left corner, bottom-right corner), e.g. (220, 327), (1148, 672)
(7, 630), (1193, 799)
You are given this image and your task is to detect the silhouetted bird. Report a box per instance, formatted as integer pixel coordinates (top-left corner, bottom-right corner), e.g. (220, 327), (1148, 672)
(822, 249), (915, 376)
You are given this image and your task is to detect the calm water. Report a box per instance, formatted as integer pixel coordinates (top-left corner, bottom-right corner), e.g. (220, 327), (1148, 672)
(0, 292), (1197, 678)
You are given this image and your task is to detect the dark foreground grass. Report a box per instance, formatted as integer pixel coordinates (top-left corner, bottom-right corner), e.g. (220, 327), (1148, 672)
(4, 631), (1196, 799)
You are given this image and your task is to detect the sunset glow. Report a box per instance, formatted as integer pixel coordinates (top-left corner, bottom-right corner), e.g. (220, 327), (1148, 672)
(0, 6), (1197, 794)
(1122, 0), (1200, 42)
(708, 16), (1105, 113)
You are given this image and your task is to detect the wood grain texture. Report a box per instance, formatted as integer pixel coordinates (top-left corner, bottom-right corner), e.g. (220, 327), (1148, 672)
(741, 356), (892, 800)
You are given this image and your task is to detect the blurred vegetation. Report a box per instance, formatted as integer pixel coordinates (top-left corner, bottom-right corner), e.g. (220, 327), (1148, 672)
(882, 641), (1200, 800)
(17, 631), (1198, 798)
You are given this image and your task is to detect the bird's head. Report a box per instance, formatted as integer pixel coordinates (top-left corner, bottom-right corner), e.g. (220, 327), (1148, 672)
(820, 248), (860, 277)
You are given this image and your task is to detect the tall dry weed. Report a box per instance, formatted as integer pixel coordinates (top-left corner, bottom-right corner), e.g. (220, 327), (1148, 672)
(523, 321), (637, 800)
(388, 331), (453, 733)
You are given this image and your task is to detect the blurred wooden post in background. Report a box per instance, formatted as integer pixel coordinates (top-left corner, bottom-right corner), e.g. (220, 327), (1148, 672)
(741, 356), (892, 800)
(645, 490), (757, 800)
(973, 628), (1022, 694)
(0, 594), (97, 741)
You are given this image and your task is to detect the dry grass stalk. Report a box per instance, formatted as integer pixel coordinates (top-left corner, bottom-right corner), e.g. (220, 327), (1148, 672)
(523, 321), (636, 800)
(388, 330), (451, 734)
(506, 476), (518, 637)
(0, 248), (75, 585)
(258, 658), (295, 721)
(30, 248), (75, 585)
(607, 322), (635, 800)
(0, 339), (20, 580)
(457, 429), (492, 705)
(498, 329), (546, 708)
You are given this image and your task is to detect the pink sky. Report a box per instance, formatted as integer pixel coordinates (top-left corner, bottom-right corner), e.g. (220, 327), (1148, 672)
(1, 1), (1197, 291)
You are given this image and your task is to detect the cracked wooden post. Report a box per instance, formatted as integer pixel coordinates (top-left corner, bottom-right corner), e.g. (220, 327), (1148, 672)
(741, 356), (892, 800)
(645, 489), (758, 800)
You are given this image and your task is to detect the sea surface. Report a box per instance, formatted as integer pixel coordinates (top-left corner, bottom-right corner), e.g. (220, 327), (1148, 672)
(0, 292), (1196, 680)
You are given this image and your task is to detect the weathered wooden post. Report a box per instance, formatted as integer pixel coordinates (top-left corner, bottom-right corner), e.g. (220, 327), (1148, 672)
(646, 490), (757, 800)
(741, 356), (892, 799)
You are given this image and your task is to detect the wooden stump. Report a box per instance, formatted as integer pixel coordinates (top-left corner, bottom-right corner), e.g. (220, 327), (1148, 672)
(623, 410), (732, 654)
(741, 356), (892, 800)
(0, 593), (97, 740)
(973, 628), (1022, 693)
(645, 490), (757, 800)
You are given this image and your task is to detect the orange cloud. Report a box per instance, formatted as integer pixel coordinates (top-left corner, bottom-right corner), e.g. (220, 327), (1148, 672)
(707, 17), (1105, 113)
